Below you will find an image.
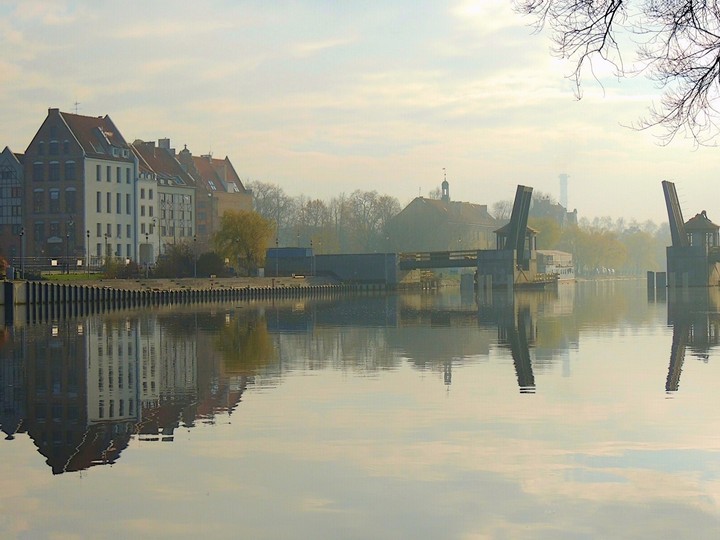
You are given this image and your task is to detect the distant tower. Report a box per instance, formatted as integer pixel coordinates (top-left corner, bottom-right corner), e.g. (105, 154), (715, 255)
(559, 173), (569, 209)
(442, 168), (450, 202)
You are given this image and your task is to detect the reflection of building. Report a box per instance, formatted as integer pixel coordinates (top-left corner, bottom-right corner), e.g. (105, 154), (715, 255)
(86, 318), (142, 425)
(0, 312), (214, 473)
(666, 288), (720, 392)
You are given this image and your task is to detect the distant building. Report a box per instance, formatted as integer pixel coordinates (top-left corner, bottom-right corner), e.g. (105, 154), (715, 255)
(386, 181), (498, 252)
(0, 146), (24, 263)
(131, 139), (197, 260)
(177, 147), (252, 252)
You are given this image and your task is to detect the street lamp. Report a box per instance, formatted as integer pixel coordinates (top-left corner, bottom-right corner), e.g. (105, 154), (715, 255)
(275, 237), (279, 277)
(86, 230), (90, 274)
(193, 233), (197, 278)
(65, 232), (70, 274)
(152, 217), (160, 259)
(19, 227), (24, 279)
(145, 231), (149, 277)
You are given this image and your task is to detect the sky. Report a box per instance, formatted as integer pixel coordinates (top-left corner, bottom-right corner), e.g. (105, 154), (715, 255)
(1, 0), (718, 224)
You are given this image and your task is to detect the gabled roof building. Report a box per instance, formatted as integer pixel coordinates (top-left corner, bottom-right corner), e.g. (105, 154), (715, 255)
(131, 139), (197, 260)
(386, 181), (498, 252)
(24, 108), (137, 264)
(0, 146), (24, 264)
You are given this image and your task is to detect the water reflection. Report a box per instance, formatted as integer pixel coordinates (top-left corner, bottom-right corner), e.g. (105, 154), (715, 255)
(666, 287), (720, 392)
(0, 282), (707, 474)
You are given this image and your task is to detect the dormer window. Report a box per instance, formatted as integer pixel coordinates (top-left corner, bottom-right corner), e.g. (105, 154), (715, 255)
(208, 180), (217, 191)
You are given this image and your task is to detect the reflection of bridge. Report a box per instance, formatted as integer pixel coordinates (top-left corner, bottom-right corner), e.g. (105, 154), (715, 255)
(398, 250), (479, 270)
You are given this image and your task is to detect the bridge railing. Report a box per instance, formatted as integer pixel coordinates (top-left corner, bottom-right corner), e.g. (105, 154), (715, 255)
(398, 250), (478, 262)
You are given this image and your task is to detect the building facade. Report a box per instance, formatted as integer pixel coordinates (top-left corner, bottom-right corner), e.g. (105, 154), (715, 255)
(0, 146), (24, 264)
(23, 108), (137, 266)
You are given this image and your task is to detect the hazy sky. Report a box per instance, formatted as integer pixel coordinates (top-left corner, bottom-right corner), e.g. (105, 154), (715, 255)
(2, 0), (717, 223)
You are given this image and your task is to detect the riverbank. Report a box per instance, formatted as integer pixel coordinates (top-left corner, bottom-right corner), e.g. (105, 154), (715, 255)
(43, 275), (340, 292)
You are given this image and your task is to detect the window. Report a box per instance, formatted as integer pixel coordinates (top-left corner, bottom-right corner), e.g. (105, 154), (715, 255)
(126, 168), (130, 184)
(49, 141), (58, 155)
(96, 223), (101, 237)
(64, 161), (76, 181)
(116, 166), (121, 183)
(96, 164), (101, 181)
(48, 162), (60, 181)
(116, 193), (121, 214)
(116, 224), (121, 238)
(106, 223), (111, 236)
(34, 222), (44, 242)
(149, 206), (153, 217)
(49, 189), (60, 213)
(141, 223), (146, 234)
(126, 194), (131, 214)
(106, 192), (111, 213)
(49, 222), (60, 237)
(63, 140), (69, 154)
(149, 189), (153, 200)
(126, 243), (131, 257)
(116, 243), (121, 257)
(65, 189), (76, 213)
(96, 243), (101, 257)
(38, 141), (44, 155)
(140, 188), (145, 199)
(140, 205), (145, 216)
(33, 190), (44, 213)
(96, 191), (101, 212)
(106, 165), (111, 182)
(33, 162), (43, 182)
(126, 224), (131, 237)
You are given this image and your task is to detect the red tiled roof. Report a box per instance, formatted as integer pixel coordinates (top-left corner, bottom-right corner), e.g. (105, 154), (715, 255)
(131, 141), (196, 187)
(59, 111), (133, 162)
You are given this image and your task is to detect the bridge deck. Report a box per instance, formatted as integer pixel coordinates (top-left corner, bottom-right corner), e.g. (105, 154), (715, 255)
(398, 250), (479, 270)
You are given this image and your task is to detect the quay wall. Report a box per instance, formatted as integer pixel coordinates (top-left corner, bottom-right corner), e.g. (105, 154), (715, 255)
(1, 277), (388, 326)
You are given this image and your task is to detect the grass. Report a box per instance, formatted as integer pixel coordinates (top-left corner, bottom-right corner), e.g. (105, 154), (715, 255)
(43, 272), (104, 283)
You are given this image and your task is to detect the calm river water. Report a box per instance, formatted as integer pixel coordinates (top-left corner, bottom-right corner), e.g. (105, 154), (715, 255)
(1, 280), (719, 539)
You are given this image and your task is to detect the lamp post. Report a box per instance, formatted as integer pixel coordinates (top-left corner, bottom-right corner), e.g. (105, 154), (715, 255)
(19, 227), (24, 279)
(65, 232), (69, 274)
(86, 229), (90, 275)
(145, 232), (149, 278)
(193, 233), (197, 278)
(152, 217), (160, 260)
(104, 233), (108, 260)
(275, 237), (279, 277)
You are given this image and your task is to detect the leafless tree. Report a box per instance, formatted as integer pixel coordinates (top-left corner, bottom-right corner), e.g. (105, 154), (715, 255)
(515, 0), (720, 144)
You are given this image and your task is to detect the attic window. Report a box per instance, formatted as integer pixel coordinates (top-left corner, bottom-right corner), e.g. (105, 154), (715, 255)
(208, 180), (217, 191)
(229, 182), (240, 193)
(122, 149), (129, 158)
(112, 148), (119, 157)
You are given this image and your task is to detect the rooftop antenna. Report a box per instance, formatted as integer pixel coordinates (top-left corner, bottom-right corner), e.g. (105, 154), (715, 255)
(73, 101), (80, 114)
(443, 167), (446, 182)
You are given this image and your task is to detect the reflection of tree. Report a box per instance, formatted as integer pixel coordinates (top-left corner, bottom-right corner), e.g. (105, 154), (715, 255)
(216, 313), (277, 375)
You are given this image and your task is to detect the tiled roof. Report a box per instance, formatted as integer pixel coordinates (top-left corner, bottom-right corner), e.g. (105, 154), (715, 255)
(419, 197), (497, 225)
(191, 154), (247, 193)
(131, 141), (196, 187)
(59, 111), (133, 162)
(685, 211), (719, 231)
